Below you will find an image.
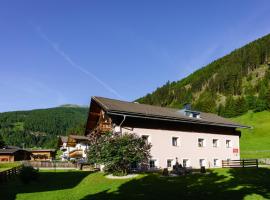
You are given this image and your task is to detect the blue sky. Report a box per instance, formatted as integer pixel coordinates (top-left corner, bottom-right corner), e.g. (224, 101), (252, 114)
(0, 0), (270, 112)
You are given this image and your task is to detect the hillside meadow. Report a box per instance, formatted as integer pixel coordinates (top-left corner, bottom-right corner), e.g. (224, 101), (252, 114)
(232, 111), (270, 158)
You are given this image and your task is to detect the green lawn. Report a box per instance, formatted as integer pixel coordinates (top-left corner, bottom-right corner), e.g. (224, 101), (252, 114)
(1, 168), (270, 200)
(232, 111), (270, 158)
(0, 162), (21, 172)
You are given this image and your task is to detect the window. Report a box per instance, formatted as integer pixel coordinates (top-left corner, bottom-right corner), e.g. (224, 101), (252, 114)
(172, 137), (178, 146)
(167, 159), (172, 168)
(199, 159), (206, 167)
(183, 159), (190, 167)
(142, 135), (149, 145)
(213, 159), (219, 167)
(213, 139), (218, 147)
(149, 160), (156, 168)
(226, 140), (232, 148)
(198, 138), (205, 147)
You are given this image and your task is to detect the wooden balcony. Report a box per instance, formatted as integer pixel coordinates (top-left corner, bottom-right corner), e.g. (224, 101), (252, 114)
(97, 122), (112, 133)
(69, 150), (83, 158)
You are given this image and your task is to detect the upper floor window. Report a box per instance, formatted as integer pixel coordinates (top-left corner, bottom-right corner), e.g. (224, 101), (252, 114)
(213, 139), (218, 147)
(142, 135), (149, 145)
(172, 137), (178, 146)
(226, 140), (232, 148)
(198, 138), (205, 147)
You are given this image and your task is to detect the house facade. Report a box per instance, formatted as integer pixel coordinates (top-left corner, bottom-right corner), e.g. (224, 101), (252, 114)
(30, 149), (56, 161)
(58, 135), (89, 161)
(85, 96), (249, 169)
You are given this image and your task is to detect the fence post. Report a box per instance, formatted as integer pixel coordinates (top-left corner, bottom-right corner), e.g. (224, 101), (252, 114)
(256, 159), (258, 168)
(242, 160), (245, 168)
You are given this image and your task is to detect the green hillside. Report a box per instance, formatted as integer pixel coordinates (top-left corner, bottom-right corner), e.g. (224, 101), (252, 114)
(0, 107), (89, 148)
(232, 111), (270, 158)
(137, 34), (270, 118)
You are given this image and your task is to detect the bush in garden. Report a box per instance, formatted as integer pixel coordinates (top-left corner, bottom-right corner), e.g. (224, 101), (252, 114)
(88, 132), (151, 176)
(19, 166), (39, 184)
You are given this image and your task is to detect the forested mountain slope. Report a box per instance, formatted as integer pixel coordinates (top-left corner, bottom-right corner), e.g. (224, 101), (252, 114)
(0, 106), (88, 148)
(137, 34), (270, 117)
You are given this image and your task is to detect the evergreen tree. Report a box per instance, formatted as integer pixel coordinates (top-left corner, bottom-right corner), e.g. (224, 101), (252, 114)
(0, 134), (5, 148)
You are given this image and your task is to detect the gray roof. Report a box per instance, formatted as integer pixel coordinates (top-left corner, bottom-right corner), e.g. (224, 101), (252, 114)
(92, 96), (250, 129)
(29, 149), (56, 152)
(3, 145), (21, 149)
(59, 136), (68, 143)
(69, 135), (90, 141)
(0, 149), (29, 154)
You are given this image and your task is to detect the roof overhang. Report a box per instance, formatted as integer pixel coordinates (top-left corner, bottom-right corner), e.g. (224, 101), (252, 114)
(107, 111), (251, 129)
(91, 96), (251, 129)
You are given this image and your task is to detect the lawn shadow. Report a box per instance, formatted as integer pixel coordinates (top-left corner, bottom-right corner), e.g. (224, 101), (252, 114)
(81, 168), (270, 200)
(0, 170), (91, 200)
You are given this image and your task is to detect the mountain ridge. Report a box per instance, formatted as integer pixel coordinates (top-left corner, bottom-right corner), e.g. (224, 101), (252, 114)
(137, 33), (270, 117)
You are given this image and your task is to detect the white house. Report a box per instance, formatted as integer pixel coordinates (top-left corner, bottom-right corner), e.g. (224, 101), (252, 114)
(85, 96), (250, 169)
(58, 135), (89, 161)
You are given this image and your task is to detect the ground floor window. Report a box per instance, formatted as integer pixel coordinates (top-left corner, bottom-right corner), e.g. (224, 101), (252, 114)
(149, 160), (156, 168)
(199, 159), (206, 167)
(167, 159), (172, 168)
(183, 159), (190, 167)
(213, 159), (220, 167)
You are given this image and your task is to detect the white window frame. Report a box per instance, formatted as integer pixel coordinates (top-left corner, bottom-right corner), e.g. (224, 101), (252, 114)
(172, 137), (179, 147)
(198, 138), (205, 147)
(213, 158), (220, 167)
(199, 159), (206, 167)
(226, 139), (232, 148)
(149, 159), (156, 169)
(167, 159), (173, 168)
(212, 139), (219, 148)
(142, 135), (150, 145)
(183, 159), (190, 167)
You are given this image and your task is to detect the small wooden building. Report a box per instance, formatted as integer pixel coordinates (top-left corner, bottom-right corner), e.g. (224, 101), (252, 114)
(30, 149), (56, 161)
(0, 149), (31, 162)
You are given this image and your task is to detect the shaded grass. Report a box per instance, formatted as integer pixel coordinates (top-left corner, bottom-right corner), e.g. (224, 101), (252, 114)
(1, 168), (270, 200)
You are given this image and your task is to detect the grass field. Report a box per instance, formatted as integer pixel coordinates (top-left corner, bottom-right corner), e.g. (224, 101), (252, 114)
(0, 162), (21, 172)
(232, 111), (270, 158)
(1, 168), (270, 200)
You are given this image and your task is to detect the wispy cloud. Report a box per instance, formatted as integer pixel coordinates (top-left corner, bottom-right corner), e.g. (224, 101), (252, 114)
(35, 26), (123, 99)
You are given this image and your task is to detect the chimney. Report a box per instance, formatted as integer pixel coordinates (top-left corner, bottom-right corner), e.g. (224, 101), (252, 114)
(183, 103), (191, 110)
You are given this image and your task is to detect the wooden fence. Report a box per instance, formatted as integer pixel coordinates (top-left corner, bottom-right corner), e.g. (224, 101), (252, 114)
(222, 159), (258, 168)
(0, 165), (22, 183)
(23, 161), (78, 168)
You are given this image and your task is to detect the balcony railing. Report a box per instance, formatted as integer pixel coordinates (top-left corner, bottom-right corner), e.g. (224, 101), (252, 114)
(97, 122), (112, 133)
(69, 150), (83, 158)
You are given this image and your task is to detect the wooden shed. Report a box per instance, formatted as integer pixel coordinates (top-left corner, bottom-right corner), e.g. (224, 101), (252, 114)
(30, 149), (56, 161)
(0, 149), (31, 162)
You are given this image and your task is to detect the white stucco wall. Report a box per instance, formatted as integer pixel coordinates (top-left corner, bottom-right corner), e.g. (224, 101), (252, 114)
(119, 127), (240, 169)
